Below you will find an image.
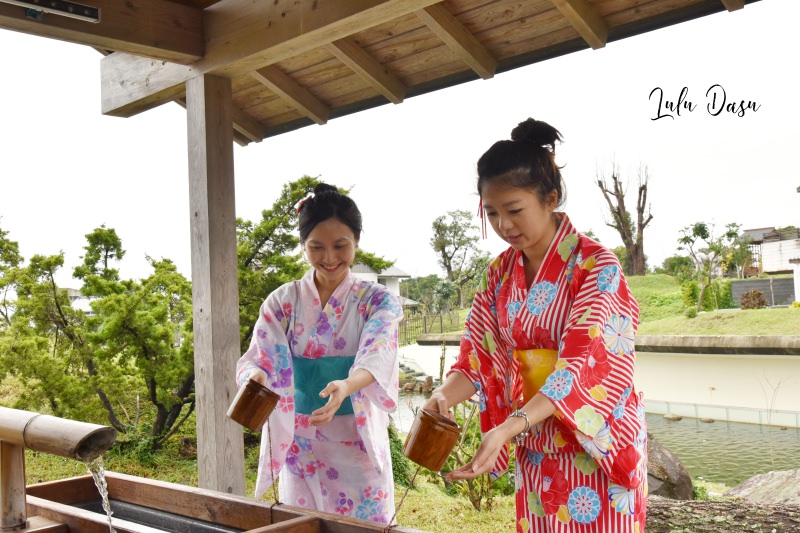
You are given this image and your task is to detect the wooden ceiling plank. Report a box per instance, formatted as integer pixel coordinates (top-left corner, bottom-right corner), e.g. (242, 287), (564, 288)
(203, 0), (443, 78)
(251, 66), (330, 125)
(720, 0), (745, 11)
(326, 38), (406, 104)
(101, 0), (441, 118)
(415, 4), (497, 79)
(547, 0), (608, 50)
(0, 0), (203, 64)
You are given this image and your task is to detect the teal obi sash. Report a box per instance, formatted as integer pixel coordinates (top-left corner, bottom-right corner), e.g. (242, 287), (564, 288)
(293, 355), (356, 416)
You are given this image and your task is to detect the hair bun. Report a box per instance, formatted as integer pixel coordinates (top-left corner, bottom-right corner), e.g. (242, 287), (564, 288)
(313, 183), (338, 195)
(510, 118), (562, 151)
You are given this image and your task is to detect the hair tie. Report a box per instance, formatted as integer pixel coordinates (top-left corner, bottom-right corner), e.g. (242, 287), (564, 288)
(477, 198), (487, 239)
(295, 193), (314, 213)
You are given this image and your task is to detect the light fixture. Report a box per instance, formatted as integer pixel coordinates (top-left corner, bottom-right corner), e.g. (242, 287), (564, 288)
(0, 0), (100, 23)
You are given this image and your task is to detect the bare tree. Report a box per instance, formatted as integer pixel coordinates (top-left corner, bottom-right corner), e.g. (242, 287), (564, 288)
(596, 162), (653, 276)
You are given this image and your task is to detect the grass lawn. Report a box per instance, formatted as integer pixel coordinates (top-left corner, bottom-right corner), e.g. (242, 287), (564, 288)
(638, 307), (800, 335)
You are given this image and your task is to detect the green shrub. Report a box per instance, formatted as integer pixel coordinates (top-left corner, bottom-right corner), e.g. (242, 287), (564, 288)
(389, 421), (415, 487)
(711, 279), (734, 309)
(681, 280), (699, 309)
(740, 289), (767, 310)
(791, 301), (800, 309)
(693, 482), (710, 500)
(684, 307), (698, 319)
(681, 279), (734, 311)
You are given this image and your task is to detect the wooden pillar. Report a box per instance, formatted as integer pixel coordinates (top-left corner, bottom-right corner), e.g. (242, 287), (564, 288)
(185, 74), (245, 495)
(0, 441), (27, 530)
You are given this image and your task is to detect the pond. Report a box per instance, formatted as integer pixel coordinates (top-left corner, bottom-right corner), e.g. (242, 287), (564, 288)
(395, 392), (800, 488)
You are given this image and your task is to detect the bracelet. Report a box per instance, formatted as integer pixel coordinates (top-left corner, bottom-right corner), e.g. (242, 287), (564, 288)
(508, 409), (530, 445)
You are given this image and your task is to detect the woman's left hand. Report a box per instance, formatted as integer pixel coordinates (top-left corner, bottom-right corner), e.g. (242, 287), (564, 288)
(309, 380), (350, 426)
(445, 426), (506, 481)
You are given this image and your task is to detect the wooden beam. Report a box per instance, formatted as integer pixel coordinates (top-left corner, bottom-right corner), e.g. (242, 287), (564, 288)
(415, 4), (496, 79)
(548, 0), (608, 50)
(185, 74), (245, 496)
(251, 66), (330, 125)
(0, 0), (203, 64)
(232, 131), (251, 147)
(175, 97), (263, 145)
(720, 0), (745, 11)
(231, 107), (266, 143)
(243, 516), (320, 533)
(101, 0), (441, 117)
(102, 56), (194, 117)
(326, 38), (406, 104)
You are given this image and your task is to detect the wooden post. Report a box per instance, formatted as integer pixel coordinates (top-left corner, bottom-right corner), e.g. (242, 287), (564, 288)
(0, 441), (26, 530)
(185, 74), (245, 495)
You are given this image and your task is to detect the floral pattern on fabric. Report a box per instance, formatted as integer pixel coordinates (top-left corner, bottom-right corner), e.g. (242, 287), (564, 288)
(236, 269), (402, 524)
(450, 213), (647, 531)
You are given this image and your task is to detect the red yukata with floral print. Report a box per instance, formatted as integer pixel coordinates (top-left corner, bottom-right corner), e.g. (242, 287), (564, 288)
(451, 213), (648, 532)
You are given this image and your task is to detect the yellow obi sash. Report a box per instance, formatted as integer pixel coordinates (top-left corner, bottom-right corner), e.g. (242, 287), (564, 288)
(513, 349), (558, 404)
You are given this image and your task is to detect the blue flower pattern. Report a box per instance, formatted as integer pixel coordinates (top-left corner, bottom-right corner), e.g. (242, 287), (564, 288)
(526, 281), (557, 315)
(614, 388), (632, 420)
(597, 265), (620, 293)
(526, 450), (545, 466)
(565, 251), (582, 284)
(540, 369), (574, 401)
(568, 486), (602, 524)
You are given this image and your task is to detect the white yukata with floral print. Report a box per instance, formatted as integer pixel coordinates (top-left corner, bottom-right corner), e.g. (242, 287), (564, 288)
(236, 268), (402, 524)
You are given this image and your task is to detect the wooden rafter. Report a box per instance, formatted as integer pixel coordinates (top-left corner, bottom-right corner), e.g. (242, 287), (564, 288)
(415, 4), (496, 80)
(251, 66), (330, 126)
(101, 0), (441, 118)
(0, 0), (203, 64)
(720, 0), (745, 11)
(326, 38), (406, 104)
(548, 0), (608, 50)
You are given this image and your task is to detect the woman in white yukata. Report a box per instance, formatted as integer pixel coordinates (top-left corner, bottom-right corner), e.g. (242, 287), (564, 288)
(236, 183), (403, 524)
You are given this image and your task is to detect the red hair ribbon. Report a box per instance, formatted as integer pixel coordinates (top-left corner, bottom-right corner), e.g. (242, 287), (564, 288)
(478, 198), (487, 239)
(295, 193), (314, 213)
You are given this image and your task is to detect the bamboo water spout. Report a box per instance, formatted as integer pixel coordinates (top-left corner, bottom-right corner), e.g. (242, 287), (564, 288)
(0, 406), (117, 531)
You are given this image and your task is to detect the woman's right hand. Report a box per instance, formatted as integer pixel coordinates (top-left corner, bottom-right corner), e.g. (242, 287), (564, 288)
(248, 369), (269, 386)
(423, 389), (453, 420)
(423, 372), (477, 421)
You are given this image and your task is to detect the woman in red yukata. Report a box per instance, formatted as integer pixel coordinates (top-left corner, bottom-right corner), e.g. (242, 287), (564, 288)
(425, 118), (648, 532)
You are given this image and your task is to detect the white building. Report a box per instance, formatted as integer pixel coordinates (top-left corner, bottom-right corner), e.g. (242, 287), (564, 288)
(64, 288), (95, 315)
(350, 264), (410, 296)
(761, 228), (800, 274)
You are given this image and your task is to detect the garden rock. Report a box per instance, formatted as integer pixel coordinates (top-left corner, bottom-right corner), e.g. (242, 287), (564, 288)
(647, 433), (693, 500)
(724, 468), (800, 505)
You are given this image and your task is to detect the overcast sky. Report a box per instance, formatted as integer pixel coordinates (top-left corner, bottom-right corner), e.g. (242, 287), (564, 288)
(1, 0), (798, 290)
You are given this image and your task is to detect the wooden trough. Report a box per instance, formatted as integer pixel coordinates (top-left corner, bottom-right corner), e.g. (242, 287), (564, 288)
(26, 472), (426, 533)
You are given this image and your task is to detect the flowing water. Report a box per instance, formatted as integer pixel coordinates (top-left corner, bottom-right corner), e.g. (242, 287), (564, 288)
(395, 392), (800, 487)
(86, 456), (116, 533)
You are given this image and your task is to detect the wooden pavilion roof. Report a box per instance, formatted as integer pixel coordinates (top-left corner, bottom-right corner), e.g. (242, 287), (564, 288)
(1, 0), (755, 146)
